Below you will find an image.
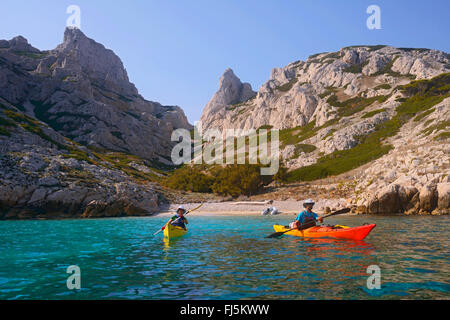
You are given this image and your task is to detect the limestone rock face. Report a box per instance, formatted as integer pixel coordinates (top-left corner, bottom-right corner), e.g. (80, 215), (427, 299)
(0, 125), (163, 219)
(199, 45), (449, 216)
(0, 28), (195, 219)
(0, 28), (192, 161)
(435, 183), (450, 214)
(354, 94), (449, 215)
(200, 46), (449, 133)
(418, 183), (438, 213)
(55, 27), (138, 97)
(200, 68), (256, 129)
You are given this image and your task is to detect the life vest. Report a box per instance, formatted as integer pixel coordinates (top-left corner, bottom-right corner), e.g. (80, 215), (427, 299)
(171, 215), (187, 228)
(300, 210), (316, 226)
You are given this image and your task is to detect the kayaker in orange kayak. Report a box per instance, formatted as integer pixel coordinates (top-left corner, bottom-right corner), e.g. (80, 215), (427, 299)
(290, 199), (323, 229)
(170, 205), (189, 230)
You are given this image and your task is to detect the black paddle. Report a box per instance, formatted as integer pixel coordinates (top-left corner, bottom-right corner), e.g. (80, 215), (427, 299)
(266, 207), (351, 238)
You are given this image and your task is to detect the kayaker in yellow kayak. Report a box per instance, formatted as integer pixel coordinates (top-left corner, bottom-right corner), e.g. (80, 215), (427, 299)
(290, 199), (323, 229)
(170, 205), (189, 230)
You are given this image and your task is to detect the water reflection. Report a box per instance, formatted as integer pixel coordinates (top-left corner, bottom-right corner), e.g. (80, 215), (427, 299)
(0, 215), (448, 299)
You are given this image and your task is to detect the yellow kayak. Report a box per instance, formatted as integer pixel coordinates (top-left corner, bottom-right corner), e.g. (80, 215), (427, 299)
(163, 222), (187, 239)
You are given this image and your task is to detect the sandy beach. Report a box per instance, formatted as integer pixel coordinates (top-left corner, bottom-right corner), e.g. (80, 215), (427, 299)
(157, 199), (351, 216)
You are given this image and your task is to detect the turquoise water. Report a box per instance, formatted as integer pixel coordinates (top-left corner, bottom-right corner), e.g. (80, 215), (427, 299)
(0, 215), (449, 300)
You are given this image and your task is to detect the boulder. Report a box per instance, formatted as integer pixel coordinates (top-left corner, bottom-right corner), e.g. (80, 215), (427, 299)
(433, 183), (450, 215)
(419, 183), (438, 213)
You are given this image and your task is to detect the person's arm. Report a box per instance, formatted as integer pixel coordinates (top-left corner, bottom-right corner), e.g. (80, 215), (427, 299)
(296, 212), (304, 224)
(184, 217), (188, 224)
(313, 212), (323, 223)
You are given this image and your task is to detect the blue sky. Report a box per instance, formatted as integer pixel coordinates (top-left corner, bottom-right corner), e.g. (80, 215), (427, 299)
(1, 0), (449, 123)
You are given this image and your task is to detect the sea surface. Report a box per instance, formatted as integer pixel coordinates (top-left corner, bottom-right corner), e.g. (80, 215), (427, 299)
(0, 215), (449, 300)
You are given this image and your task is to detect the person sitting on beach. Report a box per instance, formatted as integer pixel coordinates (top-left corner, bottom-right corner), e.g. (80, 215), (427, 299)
(170, 205), (188, 230)
(289, 199), (323, 229)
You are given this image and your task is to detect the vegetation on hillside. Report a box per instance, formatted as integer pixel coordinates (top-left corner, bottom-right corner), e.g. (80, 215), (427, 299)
(164, 164), (276, 197)
(362, 108), (386, 119)
(327, 94), (388, 117)
(286, 73), (450, 182)
(276, 78), (298, 92)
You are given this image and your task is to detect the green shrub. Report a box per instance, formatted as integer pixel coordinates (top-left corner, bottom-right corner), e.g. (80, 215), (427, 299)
(165, 164), (273, 197)
(327, 94), (387, 117)
(0, 126), (10, 136)
(12, 50), (48, 59)
(362, 108), (386, 119)
(211, 164), (271, 197)
(319, 87), (337, 99)
(326, 94), (340, 107)
(278, 121), (316, 146)
(293, 144), (317, 157)
(19, 123), (65, 149)
(322, 129), (336, 140)
(400, 73), (450, 97)
(276, 78), (298, 92)
(165, 165), (214, 193)
(413, 108), (435, 122)
(433, 132), (450, 141)
(111, 131), (123, 140)
(0, 116), (17, 127)
(4, 110), (38, 126)
(367, 45), (387, 52)
(374, 83), (392, 90)
(273, 164), (289, 184)
(421, 120), (450, 136)
(257, 124), (273, 130)
(344, 60), (369, 74)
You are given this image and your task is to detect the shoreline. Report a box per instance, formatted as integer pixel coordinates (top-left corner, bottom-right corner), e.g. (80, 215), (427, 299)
(158, 199), (349, 217)
(1, 199), (445, 221)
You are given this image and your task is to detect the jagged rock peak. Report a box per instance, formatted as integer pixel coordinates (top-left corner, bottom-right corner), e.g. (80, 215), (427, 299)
(219, 68), (255, 100)
(63, 26), (87, 43)
(3, 35), (40, 53)
(55, 27), (138, 96)
(200, 68), (256, 122)
(0, 28), (192, 161)
(219, 68), (240, 88)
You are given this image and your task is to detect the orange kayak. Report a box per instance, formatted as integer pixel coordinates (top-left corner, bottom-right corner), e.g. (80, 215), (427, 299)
(273, 224), (376, 241)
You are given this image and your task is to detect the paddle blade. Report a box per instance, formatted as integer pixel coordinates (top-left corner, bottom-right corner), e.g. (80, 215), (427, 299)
(266, 231), (288, 238)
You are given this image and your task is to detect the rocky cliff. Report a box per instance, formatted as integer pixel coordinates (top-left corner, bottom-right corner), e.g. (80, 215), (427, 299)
(0, 27), (191, 161)
(200, 46), (450, 215)
(0, 28), (192, 219)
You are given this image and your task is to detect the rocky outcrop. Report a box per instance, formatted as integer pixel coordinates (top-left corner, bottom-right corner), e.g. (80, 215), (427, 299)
(199, 45), (449, 215)
(0, 117), (164, 219)
(200, 68), (256, 130)
(0, 27), (192, 162)
(0, 28), (195, 219)
(363, 182), (448, 215)
(200, 46), (449, 133)
(353, 96), (450, 215)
